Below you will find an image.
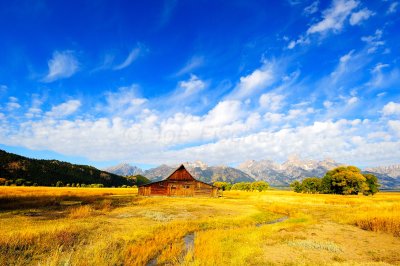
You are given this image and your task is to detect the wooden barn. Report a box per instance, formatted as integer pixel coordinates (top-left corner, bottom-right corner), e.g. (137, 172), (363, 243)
(138, 165), (218, 197)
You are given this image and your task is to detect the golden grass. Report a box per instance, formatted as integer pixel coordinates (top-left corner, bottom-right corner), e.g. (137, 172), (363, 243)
(68, 205), (93, 219)
(0, 187), (399, 265)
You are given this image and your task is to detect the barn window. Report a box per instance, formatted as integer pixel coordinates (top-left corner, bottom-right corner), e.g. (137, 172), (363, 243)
(184, 185), (190, 189)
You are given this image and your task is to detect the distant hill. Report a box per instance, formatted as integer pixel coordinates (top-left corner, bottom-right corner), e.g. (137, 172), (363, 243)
(126, 174), (151, 186)
(0, 150), (134, 187)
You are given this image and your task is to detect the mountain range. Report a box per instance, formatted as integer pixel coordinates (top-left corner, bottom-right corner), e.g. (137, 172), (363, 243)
(105, 156), (400, 190)
(1, 148), (398, 189)
(104, 160), (254, 184)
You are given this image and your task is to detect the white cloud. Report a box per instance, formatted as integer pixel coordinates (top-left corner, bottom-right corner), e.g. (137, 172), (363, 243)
(368, 64), (400, 89)
(160, 119), (400, 166)
(6, 97), (21, 110)
(307, 0), (359, 35)
(361, 29), (385, 54)
(229, 61), (275, 99)
(7, 102), (21, 110)
(387, 2), (398, 14)
(388, 120), (400, 137)
(349, 8), (374, 25)
(289, 0), (372, 49)
(102, 85), (147, 116)
(42, 51), (79, 82)
(178, 74), (206, 96)
(323, 100), (333, 108)
(259, 93), (285, 111)
(114, 47), (141, 70)
(304, 1), (319, 15)
(46, 100), (81, 118)
(1, 93), (400, 166)
(287, 35), (309, 49)
(382, 102), (400, 116)
(347, 96), (358, 105)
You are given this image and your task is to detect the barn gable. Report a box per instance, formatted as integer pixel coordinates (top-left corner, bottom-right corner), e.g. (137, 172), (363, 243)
(166, 164), (196, 181)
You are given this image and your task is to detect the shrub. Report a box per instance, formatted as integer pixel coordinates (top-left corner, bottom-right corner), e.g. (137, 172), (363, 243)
(15, 179), (26, 186)
(0, 178), (7, 186)
(213, 182), (232, 191)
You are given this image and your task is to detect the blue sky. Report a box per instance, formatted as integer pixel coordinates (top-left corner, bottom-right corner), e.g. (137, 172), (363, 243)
(0, 0), (399, 169)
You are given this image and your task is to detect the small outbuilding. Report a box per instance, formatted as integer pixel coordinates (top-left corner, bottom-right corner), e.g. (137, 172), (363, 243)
(138, 164), (218, 197)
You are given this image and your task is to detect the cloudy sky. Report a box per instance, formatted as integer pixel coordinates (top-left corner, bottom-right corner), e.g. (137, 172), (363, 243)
(0, 0), (399, 169)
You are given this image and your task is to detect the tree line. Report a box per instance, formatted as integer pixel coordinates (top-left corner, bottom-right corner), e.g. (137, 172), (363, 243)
(290, 166), (379, 195)
(213, 181), (269, 192)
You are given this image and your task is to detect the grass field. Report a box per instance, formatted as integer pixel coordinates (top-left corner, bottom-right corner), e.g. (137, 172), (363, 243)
(0, 187), (399, 265)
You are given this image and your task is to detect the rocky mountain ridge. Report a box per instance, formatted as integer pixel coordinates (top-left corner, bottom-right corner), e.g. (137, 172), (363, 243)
(104, 158), (400, 189)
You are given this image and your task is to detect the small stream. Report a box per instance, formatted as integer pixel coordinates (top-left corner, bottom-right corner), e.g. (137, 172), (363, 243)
(147, 216), (288, 265)
(256, 216), (289, 227)
(146, 232), (195, 266)
(183, 232), (195, 253)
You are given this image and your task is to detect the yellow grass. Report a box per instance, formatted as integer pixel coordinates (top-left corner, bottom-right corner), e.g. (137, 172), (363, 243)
(0, 187), (399, 265)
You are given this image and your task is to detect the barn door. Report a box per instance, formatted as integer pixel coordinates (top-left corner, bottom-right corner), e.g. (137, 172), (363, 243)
(169, 185), (177, 196)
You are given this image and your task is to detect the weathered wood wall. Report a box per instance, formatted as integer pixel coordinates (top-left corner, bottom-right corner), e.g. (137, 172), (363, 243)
(138, 180), (217, 197)
(138, 165), (218, 197)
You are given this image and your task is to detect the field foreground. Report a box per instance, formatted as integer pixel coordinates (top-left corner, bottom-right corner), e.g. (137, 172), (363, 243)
(0, 187), (399, 265)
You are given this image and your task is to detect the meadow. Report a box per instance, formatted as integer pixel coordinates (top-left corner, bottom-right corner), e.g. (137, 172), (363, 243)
(0, 187), (399, 266)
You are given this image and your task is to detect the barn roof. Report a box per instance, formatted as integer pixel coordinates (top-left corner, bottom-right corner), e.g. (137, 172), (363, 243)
(138, 164), (216, 187)
(166, 164), (196, 181)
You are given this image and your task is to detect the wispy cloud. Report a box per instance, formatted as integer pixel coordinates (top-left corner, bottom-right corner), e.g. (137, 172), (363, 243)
(114, 47), (141, 70)
(361, 29), (385, 54)
(288, 0), (374, 49)
(6, 97), (21, 110)
(228, 60), (276, 100)
(387, 1), (398, 14)
(303, 1), (319, 16)
(45, 100), (81, 118)
(349, 8), (374, 25)
(101, 85), (147, 116)
(42, 51), (79, 82)
(306, 0), (359, 35)
(175, 56), (204, 76)
(158, 0), (178, 27)
(0, 85), (7, 93)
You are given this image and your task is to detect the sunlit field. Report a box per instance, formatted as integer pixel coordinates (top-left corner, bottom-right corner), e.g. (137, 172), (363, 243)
(0, 187), (399, 265)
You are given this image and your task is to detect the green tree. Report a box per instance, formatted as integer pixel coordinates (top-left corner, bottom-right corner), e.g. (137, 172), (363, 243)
(15, 178), (26, 186)
(362, 173), (379, 195)
(231, 182), (251, 191)
(322, 166), (367, 195)
(213, 181), (232, 191)
(301, 177), (322, 193)
(290, 180), (303, 193)
(250, 181), (269, 192)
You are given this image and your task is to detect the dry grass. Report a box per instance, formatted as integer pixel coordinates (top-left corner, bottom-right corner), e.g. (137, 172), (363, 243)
(0, 187), (399, 265)
(68, 205), (93, 219)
